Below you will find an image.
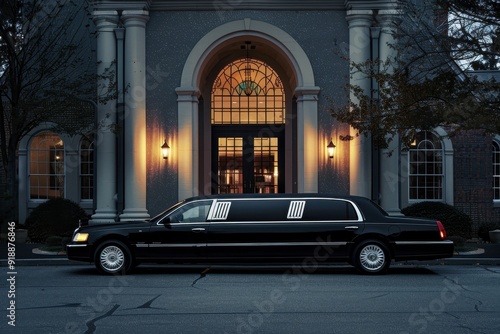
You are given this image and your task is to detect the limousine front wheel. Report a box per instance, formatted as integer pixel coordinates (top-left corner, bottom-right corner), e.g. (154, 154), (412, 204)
(353, 240), (391, 275)
(95, 240), (132, 275)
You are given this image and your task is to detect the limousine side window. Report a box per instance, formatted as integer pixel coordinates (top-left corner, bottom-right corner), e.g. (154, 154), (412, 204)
(301, 200), (359, 221)
(224, 200), (290, 221)
(168, 200), (213, 223)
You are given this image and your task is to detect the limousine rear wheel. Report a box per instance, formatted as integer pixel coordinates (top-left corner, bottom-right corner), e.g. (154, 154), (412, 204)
(95, 240), (132, 275)
(353, 240), (391, 275)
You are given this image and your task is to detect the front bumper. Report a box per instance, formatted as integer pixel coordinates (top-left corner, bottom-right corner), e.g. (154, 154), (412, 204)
(66, 243), (92, 262)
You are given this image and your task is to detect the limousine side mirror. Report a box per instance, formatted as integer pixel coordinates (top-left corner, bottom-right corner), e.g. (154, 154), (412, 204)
(162, 215), (180, 226)
(162, 216), (172, 227)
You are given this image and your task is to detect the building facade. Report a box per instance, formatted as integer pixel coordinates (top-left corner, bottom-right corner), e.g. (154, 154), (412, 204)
(17, 0), (500, 235)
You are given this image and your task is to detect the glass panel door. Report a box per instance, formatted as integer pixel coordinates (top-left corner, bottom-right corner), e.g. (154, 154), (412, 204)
(213, 130), (283, 194)
(217, 137), (243, 194)
(254, 137), (279, 193)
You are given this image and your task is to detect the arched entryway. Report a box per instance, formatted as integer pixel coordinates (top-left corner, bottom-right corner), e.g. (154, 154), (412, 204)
(210, 56), (286, 194)
(176, 18), (320, 200)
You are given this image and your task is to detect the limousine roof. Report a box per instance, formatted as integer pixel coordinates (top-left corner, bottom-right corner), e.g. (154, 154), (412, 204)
(180, 194), (389, 220)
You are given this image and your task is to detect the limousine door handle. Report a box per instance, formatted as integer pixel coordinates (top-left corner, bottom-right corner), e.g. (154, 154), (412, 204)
(191, 228), (206, 233)
(345, 226), (359, 230)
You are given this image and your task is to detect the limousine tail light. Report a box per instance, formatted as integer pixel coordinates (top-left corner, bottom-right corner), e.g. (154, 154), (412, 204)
(437, 221), (447, 240)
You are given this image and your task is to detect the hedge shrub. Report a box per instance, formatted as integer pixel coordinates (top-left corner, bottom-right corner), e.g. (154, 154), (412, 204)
(478, 222), (500, 242)
(25, 198), (88, 243)
(401, 202), (472, 239)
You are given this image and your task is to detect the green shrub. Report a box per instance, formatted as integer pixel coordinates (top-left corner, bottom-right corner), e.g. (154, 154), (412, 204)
(477, 222), (500, 242)
(401, 202), (472, 239)
(25, 199), (88, 243)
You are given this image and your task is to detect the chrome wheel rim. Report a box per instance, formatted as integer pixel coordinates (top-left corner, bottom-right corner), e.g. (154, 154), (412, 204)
(99, 245), (125, 272)
(359, 244), (385, 271)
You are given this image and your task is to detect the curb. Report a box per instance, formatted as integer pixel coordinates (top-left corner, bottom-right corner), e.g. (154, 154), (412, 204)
(2, 257), (500, 268)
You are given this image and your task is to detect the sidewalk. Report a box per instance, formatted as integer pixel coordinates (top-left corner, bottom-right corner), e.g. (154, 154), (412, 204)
(1, 242), (500, 267)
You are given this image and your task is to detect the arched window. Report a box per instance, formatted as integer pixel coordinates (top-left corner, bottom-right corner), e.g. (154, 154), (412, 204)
(494, 140), (500, 200)
(211, 57), (285, 125)
(409, 131), (444, 200)
(29, 131), (65, 199)
(80, 135), (94, 200)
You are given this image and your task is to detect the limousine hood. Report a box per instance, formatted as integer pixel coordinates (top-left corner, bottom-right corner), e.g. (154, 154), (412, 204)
(78, 220), (151, 230)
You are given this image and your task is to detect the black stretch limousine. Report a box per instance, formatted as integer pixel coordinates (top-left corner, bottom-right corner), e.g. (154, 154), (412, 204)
(67, 194), (454, 275)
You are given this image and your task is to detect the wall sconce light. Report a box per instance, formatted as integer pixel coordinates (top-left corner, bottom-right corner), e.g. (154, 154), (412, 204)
(327, 139), (336, 159)
(161, 140), (170, 159)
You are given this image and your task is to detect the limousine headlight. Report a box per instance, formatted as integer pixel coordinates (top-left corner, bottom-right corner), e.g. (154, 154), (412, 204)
(73, 233), (89, 242)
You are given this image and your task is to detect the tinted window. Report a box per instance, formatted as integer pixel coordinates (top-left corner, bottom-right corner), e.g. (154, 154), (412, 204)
(302, 200), (358, 221)
(169, 200), (212, 223)
(225, 200), (289, 221)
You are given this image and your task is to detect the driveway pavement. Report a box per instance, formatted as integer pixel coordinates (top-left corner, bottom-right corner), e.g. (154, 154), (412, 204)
(2, 242), (500, 267)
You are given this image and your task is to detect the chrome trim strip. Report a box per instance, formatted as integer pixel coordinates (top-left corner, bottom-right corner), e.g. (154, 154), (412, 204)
(66, 244), (88, 248)
(395, 241), (454, 245)
(146, 244), (205, 248)
(143, 242), (347, 248)
(208, 242), (346, 247)
(208, 220), (361, 224)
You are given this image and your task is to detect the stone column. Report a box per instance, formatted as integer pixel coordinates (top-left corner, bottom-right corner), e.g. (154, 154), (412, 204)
(175, 87), (200, 200)
(119, 10), (150, 221)
(378, 10), (402, 215)
(91, 11), (118, 223)
(295, 86), (321, 193)
(346, 10), (373, 198)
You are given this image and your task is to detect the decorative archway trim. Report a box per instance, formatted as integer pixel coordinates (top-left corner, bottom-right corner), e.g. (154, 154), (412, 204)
(179, 18), (316, 90)
(176, 18), (319, 200)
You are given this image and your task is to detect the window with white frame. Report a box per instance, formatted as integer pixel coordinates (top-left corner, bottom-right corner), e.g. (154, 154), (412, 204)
(409, 131), (444, 200)
(80, 135), (94, 200)
(493, 140), (500, 200)
(29, 131), (65, 199)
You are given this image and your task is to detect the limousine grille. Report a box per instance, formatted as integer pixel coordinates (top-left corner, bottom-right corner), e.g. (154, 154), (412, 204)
(287, 201), (306, 219)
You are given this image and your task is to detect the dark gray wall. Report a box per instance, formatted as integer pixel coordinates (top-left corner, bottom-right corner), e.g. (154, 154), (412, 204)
(145, 10), (351, 215)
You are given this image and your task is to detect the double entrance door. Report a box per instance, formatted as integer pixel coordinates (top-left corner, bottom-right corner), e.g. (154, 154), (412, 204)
(212, 126), (284, 194)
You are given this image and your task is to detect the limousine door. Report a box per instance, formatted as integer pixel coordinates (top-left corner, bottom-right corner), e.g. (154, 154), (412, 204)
(205, 199), (364, 261)
(143, 200), (213, 260)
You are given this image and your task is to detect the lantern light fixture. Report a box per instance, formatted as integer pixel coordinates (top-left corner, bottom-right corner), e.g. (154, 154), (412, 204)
(161, 140), (170, 159)
(327, 139), (336, 158)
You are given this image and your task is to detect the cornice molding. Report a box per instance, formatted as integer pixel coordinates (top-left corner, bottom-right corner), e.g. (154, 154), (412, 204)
(151, 0), (345, 10)
(94, 0), (152, 11)
(344, 0), (399, 11)
(93, 0), (399, 12)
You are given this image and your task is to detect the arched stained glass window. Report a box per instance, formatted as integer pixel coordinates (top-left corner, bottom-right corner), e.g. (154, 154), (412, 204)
(493, 141), (500, 200)
(211, 58), (285, 125)
(409, 131), (444, 200)
(29, 131), (65, 199)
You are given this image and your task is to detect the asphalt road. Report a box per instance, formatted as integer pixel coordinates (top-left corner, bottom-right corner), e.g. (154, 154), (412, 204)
(1, 264), (500, 334)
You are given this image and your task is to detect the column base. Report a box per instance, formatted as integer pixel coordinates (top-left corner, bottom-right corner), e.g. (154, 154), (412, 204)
(119, 208), (150, 221)
(90, 210), (117, 223)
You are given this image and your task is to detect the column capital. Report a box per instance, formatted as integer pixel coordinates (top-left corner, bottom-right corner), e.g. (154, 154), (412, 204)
(346, 10), (373, 28)
(122, 10), (150, 27)
(93, 10), (119, 30)
(294, 86), (321, 100)
(175, 87), (201, 100)
(377, 9), (402, 30)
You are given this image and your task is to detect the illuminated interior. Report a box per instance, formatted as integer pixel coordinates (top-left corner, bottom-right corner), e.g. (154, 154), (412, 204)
(212, 57), (284, 193)
(211, 58), (285, 125)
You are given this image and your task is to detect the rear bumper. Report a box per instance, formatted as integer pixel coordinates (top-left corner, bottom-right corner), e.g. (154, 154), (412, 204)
(392, 240), (454, 261)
